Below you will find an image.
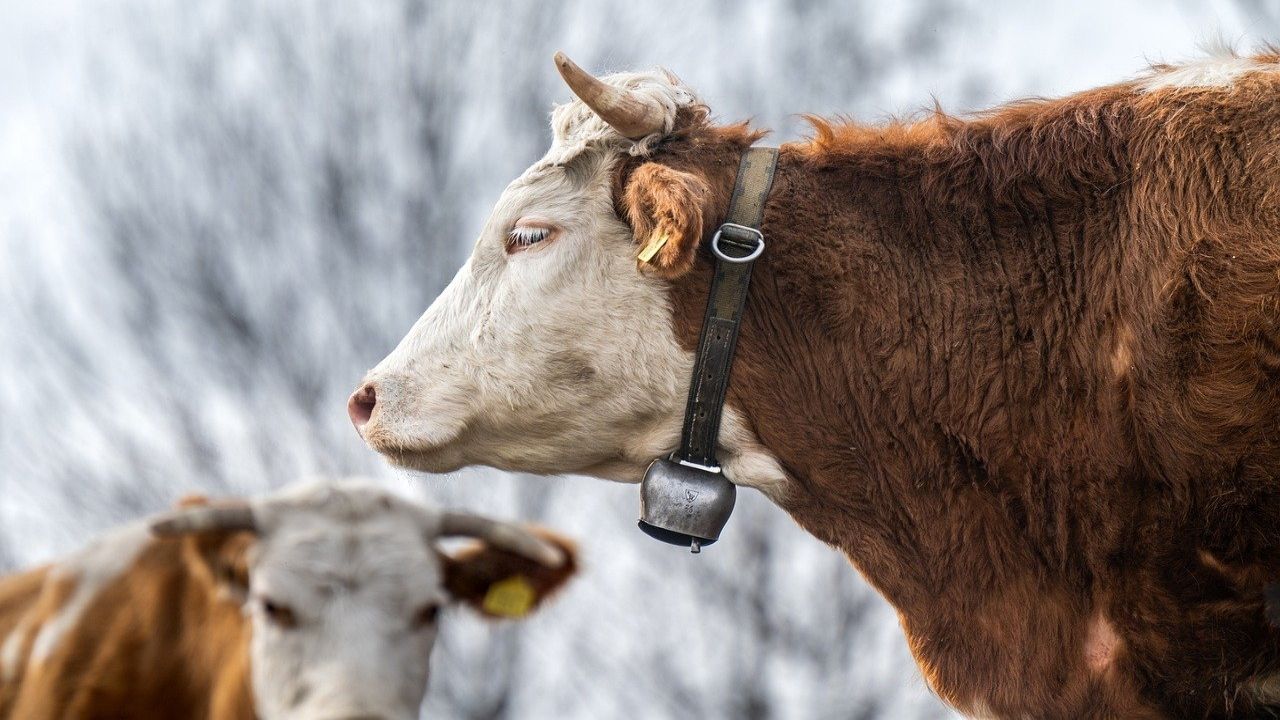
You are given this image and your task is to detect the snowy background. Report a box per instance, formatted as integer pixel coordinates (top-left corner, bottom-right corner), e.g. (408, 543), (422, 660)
(1, 1), (1277, 717)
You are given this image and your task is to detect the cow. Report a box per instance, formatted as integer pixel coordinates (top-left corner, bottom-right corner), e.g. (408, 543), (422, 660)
(0, 481), (577, 720)
(348, 49), (1280, 718)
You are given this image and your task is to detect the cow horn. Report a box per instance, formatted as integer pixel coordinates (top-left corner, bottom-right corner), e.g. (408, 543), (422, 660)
(437, 512), (566, 568)
(150, 504), (258, 535)
(553, 51), (666, 140)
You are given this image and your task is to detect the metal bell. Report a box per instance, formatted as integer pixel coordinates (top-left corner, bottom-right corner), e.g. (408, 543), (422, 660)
(637, 457), (736, 553)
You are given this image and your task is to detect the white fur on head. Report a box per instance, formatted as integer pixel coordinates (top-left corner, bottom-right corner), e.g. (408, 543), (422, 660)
(356, 68), (789, 497)
(360, 70), (692, 477)
(243, 480), (447, 720)
(543, 68), (700, 164)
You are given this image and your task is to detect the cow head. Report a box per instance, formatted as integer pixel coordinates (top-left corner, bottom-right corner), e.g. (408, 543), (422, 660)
(350, 54), (787, 495)
(151, 481), (576, 720)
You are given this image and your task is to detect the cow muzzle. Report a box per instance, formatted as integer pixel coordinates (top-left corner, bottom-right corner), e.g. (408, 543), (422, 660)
(344, 372), (472, 474)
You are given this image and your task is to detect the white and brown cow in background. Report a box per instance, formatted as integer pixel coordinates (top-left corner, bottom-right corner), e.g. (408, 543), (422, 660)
(0, 480), (576, 720)
(350, 50), (1280, 718)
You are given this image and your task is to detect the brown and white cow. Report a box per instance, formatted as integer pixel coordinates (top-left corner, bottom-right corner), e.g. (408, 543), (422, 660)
(349, 50), (1280, 718)
(0, 481), (577, 720)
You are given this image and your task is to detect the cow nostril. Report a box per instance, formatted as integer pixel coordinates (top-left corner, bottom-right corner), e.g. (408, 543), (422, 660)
(347, 383), (377, 430)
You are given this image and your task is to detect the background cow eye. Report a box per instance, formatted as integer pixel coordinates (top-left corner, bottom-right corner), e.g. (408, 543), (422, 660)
(260, 598), (298, 629)
(414, 603), (441, 627)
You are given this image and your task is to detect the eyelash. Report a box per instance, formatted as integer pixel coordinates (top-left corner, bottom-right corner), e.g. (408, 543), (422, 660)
(507, 226), (551, 250)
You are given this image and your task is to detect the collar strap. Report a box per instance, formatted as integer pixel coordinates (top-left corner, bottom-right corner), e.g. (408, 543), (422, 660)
(673, 146), (778, 469)
(639, 146), (778, 551)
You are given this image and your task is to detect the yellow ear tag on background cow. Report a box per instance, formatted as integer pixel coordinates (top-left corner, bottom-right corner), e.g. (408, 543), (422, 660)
(482, 575), (536, 618)
(636, 231), (669, 264)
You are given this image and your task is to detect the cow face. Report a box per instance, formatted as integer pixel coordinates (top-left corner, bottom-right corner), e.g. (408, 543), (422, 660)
(154, 482), (576, 720)
(353, 144), (687, 482)
(350, 56), (787, 494)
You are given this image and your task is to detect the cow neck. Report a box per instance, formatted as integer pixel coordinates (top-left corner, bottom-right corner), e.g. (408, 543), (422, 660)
(663, 141), (1100, 608)
(646, 129), (1056, 594)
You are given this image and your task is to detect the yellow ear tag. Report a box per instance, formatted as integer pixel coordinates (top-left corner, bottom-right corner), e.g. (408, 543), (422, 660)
(482, 575), (536, 618)
(636, 231), (670, 264)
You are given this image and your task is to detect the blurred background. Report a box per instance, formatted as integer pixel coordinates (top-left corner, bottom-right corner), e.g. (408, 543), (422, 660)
(1, 1), (1278, 717)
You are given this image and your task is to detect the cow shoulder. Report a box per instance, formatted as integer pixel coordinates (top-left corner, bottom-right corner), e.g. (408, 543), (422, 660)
(0, 565), (53, 714)
(1, 520), (251, 720)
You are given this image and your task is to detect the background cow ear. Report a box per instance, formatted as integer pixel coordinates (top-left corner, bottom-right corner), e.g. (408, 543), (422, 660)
(173, 496), (255, 600)
(622, 162), (713, 279)
(442, 528), (578, 620)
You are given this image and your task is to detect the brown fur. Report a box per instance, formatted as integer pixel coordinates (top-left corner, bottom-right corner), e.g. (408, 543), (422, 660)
(624, 162), (714, 277)
(618, 59), (1280, 718)
(0, 534), (254, 720)
(0, 566), (56, 713)
(0, 508), (578, 719)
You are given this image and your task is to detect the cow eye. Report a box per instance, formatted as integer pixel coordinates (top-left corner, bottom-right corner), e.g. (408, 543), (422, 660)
(260, 598), (298, 629)
(506, 224), (555, 253)
(413, 603), (441, 628)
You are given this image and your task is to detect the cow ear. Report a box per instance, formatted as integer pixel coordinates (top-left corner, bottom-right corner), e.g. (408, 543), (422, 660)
(622, 162), (712, 279)
(175, 496), (255, 601)
(442, 528), (578, 620)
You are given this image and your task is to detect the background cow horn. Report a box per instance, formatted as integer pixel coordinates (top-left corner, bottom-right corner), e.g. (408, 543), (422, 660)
(553, 51), (666, 140)
(150, 504), (258, 535)
(437, 511), (566, 567)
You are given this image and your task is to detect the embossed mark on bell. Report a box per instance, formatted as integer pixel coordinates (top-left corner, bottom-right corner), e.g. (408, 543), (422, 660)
(638, 458), (736, 552)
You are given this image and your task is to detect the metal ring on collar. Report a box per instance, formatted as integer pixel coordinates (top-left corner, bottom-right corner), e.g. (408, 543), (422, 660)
(711, 223), (765, 264)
